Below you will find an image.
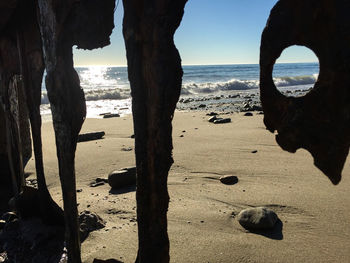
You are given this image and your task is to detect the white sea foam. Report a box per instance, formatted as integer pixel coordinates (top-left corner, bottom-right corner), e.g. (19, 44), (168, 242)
(41, 88), (130, 105)
(41, 74), (317, 104)
(40, 63), (319, 119)
(273, 75), (317, 87)
(181, 75), (317, 95)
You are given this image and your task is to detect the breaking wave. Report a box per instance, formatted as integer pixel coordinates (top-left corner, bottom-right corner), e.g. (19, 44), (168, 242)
(273, 74), (318, 87)
(41, 74), (318, 104)
(181, 74), (317, 95)
(41, 88), (130, 105)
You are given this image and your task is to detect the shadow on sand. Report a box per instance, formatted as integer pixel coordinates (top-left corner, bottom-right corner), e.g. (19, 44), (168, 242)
(109, 185), (136, 195)
(247, 219), (284, 240)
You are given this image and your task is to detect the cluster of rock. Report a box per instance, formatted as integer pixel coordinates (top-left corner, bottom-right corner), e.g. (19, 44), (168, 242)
(177, 92), (263, 113)
(206, 112), (231, 124)
(79, 210), (106, 241)
(0, 209), (106, 262)
(0, 212), (65, 263)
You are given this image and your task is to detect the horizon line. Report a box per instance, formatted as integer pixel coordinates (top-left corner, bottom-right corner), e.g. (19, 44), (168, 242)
(74, 61), (319, 67)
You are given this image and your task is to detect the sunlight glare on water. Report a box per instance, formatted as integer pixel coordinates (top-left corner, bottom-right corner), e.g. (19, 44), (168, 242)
(79, 66), (118, 90)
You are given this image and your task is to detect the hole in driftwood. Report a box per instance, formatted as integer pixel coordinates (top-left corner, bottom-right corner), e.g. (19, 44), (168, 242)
(272, 45), (319, 98)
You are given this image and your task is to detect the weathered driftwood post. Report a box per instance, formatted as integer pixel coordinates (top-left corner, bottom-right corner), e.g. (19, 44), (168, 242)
(123, 0), (187, 262)
(0, 0), (33, 212)
(260, 0), (350, 184)
(36, 0), (115, 262)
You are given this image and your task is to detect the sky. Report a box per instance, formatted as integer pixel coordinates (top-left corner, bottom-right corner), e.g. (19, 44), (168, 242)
(73, 0), (318, 66)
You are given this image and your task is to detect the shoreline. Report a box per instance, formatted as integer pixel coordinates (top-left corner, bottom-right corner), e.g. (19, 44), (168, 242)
(40, 84), (312, 122)
(24, 111), (350, 262)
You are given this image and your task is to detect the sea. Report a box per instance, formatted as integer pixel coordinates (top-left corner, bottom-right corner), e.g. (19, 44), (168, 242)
(40, 63), (319, 118)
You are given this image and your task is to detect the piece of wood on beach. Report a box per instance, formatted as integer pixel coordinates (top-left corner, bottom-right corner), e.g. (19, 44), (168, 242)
(77, 131), (105, 142)
(213, 118), (231, 124)
(103, 113), (120, 119)
(99, 112), (111, 116)
(93, 258), (123, 263)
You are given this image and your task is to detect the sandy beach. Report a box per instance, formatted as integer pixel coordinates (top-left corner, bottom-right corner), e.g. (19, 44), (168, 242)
(25, 111), (350, 263)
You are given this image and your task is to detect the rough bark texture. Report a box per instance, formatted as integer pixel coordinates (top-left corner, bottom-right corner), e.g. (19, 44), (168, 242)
(36, 1), (115, 262)
(0, 1), (33, 212)
(0, 1), (17, 32)
(122, 1), (187, 262)
(1, 0), (115, 262)
(260, 0), (350, 185)
(0, 0), (64, 224)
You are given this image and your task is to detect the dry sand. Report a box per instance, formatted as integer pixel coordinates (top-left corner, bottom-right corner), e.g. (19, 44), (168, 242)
(25, 112), (350, 263)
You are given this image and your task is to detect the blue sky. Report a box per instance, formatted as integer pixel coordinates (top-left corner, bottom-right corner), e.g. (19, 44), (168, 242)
(73, 0), (318, 66)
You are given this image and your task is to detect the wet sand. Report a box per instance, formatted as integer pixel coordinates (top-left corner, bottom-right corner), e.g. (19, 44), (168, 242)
(25, 111), (350, 263)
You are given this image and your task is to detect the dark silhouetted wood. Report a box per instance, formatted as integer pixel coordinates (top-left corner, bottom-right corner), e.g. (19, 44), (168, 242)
(78, 131), (105, 142)
(36, 0), (115, 262)
(123, 1), (187, 262)
(260, 0), (350, 184)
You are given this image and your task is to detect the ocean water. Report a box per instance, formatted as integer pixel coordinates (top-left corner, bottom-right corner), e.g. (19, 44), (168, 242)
(40, 63), (319, 118)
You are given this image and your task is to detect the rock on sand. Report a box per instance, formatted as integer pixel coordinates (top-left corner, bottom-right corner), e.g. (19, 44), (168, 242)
(219, 175), (238, 185)
(237, 207), (278, 230)
(108, 167), (136, 189)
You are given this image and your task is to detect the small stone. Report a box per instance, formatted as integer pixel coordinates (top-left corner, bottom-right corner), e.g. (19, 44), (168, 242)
(96, 178), (108, 183)
(252, 105), (263, 111)
(108, 167), (136, 189)
(198, 104), (206, 108)
(131, 134), (135, 138)
(237, 207), (278, 230)
(213, 118), (231, 124)
(90, 181), (105, 187)
(244, 112), (253, 116)
(243, 103), (251, 109)
(219, 175), (238, 185)
(208, 116), (217, 122)
(206, 112), (218, 116)
(251, 150), (258, 153)
(77, 189), (82, 193)
(179, 135), (184, 137)
(121, 147), (133, 151)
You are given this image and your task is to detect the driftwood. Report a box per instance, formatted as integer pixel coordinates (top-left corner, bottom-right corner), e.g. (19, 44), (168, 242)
(2, 0), (350, 262)
(123, 0), (187, 261)
(0, 0), (64, 232)
(260, 0), (350, 185)
(78, 131), (105, 142)
(103, 113), (120, 119)
(36, 0), (115, 262)
(1, 0), (115, 262)
(2, 76), (26, 196)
